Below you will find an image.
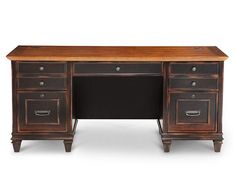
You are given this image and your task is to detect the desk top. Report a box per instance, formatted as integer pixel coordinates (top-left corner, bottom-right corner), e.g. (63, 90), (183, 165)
(7, 46), (228, 62)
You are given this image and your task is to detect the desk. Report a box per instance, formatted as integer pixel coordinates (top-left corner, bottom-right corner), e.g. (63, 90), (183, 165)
(7, 46), (228, 152)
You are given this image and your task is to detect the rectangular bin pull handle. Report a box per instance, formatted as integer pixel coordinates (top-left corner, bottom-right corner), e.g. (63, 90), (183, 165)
(34, 110), (51, 116)
(185, 110), (201, 117)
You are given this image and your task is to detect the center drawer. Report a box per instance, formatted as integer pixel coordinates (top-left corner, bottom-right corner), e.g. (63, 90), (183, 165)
(17, 77), (67, 90)
(74, 62), (162, 75)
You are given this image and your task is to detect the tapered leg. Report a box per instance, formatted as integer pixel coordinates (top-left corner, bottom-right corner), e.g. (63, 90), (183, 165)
(12, 140), (22, 152)
(162, 140), (172, 152)
(64, 140), (73, 152)
(213, 140), (222, 152)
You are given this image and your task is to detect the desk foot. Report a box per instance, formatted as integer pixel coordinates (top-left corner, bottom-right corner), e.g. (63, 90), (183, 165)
(213, 140), (222, 152)
(12, 140), (22, 152)
(162, 140), (171, 152)
(64, 140), (73, 152)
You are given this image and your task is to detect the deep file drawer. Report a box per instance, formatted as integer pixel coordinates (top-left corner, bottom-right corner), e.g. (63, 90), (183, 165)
(169, 78), (218, 90)
(17, 92), (67, 132)
(17, 77), (67, 90)
(169, 62), (219, 75)
(18, 62), (67, 74)
(168, 92), (218, 132)
(74, 62), (162, 75)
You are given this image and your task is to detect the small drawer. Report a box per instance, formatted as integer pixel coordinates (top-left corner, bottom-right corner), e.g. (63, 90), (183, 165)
(17, 77), (67, 90)
(17, 92), (67, 132)
(168, 92), (217, 132)
(74, 62), (162, 75)
(169, 78), (218, 90)
(169, 62), (219, 75)
(18, 62), (67, 74)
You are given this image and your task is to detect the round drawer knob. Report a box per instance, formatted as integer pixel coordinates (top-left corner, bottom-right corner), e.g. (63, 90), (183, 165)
(39, 66), (44, 71)
(191, 81), (197, 87)
(39, 81), (45, 86)
(40, 94), (45, 98)
(191, 66), (197, 72)
(116, 66), (120, 72)
(191, 94), (196, 98)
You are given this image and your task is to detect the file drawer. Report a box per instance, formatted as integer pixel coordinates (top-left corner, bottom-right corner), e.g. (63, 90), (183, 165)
(168, 92), (217, 132)
(17, 92), (67, 132)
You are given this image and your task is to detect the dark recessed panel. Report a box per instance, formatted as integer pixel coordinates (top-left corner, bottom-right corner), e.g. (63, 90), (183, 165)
(73, 76), (163, 119)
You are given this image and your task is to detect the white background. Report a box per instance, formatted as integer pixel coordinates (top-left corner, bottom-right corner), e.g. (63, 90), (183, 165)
(0, 0), (234, 190)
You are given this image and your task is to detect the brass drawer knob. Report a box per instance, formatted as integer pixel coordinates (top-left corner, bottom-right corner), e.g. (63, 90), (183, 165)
(116, 66), (120, 72)
(191, 81), (196, 87)
(39, 81), (45, 86)
(191, 66), (197, 72)
(39, 66), (44, 71)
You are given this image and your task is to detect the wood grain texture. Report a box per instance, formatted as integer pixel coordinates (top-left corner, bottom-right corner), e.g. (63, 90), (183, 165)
(8, 45), (227, 152)
(7, 46), (228, 61)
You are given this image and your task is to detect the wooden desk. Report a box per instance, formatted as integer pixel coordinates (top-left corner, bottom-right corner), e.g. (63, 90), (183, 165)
(7, 46), (228, 152)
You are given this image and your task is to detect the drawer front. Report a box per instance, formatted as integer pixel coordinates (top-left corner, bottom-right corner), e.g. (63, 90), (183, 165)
(18, 92), (67, 132)
(18, 62), (67, 74)
(169, 78), (218, 90)
(169, 62), (219, 75)
(74, 62), (162, 74)
(168, 92), (217, 132)
(17, 77), (67, 90)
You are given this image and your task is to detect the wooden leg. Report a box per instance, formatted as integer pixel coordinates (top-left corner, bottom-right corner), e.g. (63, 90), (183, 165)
(64, 140), (73, 152)
(213, 140), (223, 152)
(162, 140), (172, 152)
(12, 140), (22, 152)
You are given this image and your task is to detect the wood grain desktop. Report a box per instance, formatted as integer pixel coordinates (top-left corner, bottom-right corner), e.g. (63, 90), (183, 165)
(7, 46), (228, 152)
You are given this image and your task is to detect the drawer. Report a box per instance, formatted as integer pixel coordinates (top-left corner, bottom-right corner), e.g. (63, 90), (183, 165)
(17, 77), (67, 90)
(18, 92), (67, 132)
(74, 62), (162, 75)
(169, 62), (219, 75)
(168, 92), (217, 132)
(169, 78), (218, 90)
(18, 62), (67, 74)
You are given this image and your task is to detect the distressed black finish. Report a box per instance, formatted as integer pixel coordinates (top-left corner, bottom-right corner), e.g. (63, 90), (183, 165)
(18, 62), (67, 74)
(18, 92), (67, 132)
(73, 76), (163, 119)
(7, 46), (228, 152)
(169, 62), (219, 75)
(74, 62), (162, 75)
(168, 92), (217, 132)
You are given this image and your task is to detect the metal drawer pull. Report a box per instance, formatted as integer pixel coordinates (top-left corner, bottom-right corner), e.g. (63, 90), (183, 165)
(185, 110), (201, 117)
(191, 81), (197, 87)
(39, 66), (44, 71)
(191, 66), (197, 72)
(116, 66), (120, 72)
(34, 110), (51, 116)
(39, 81), (45, 86)
(40, 94), (45, 98)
